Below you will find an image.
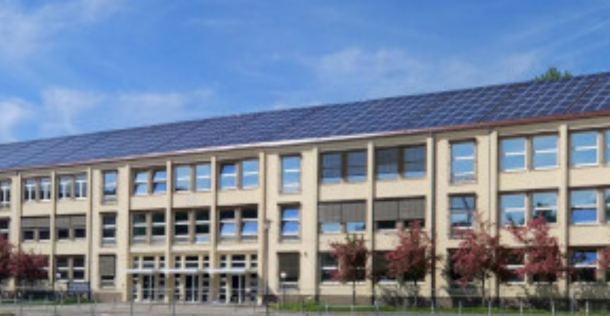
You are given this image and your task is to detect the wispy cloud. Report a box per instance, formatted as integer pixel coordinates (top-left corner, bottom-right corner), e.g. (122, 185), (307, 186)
(0, 98), (30, 142)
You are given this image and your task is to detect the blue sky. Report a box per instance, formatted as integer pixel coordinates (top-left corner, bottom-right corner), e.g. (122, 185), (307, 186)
(1, 0), (610, 142)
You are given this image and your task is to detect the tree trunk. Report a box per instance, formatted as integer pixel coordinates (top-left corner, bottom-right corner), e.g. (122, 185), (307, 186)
(352, 279), (356, 307)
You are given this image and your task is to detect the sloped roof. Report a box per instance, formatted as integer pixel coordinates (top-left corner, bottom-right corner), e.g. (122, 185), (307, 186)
(2, 72), (610, 172)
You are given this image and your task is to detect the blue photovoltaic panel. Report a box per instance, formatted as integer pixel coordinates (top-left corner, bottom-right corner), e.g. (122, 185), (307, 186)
(0, 72), (609, 171)
(411, 83), (519, 129)
(483, 74), (598, 122)
(568, 73), (610, 114)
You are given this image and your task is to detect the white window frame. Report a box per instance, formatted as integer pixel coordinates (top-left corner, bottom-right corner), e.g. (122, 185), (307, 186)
(240, 209), (258, 240)
(0, 219), (9, 238)
(532, 192), (558, 223)
(132, 214), (147, 243)
(571, 131), (599, 167)
(320, 254), (338, 283)
(174, 165), (191, 192)
(571, 190), (598, 225)
(231, 255), (246, 268)
(220, 163), (237, 189)
(0, 181), (10, 206)
(56, 257), (69, 281)
(500, 138), (526, 171)
(24, 179), (37, 203)
(195, 163), (211, 191)
(219, 210), (236, 240)
(151, 213), (165, 242)
(241, 159), (259, 188)
(572, 250), (598, 283)
(103, 171), (118, 199)
(185, 256), (199, 269)
(532, 135), (558, 170)
(72, 257), (85, 281)
(281, 156), (301, 193)
(75, 174), (87, 200)
(134, 171), (149, 195)
(152, 170), (167, 194)
(280, 207), (300, 239)
(58, 176), (72, 200)
(500, 194), (526, 226)
(39, 177), (51, 201)
(450, 142), (476, 183)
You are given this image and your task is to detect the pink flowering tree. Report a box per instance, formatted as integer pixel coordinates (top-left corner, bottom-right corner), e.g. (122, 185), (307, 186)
(10, 250), (48, 287)
(330, 235), (370, 306)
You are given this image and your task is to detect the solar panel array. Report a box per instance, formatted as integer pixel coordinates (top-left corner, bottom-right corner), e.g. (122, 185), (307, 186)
(1, 72), (610, 171)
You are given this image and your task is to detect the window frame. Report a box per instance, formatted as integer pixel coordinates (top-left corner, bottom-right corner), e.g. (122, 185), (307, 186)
(449, 194), (476, 237)
(101, 213), (116, 246)
(102, 170), (118, 201)
(500, 193), (526, 226)
(450, 141), (476, 183)
(570, 189), (599, 225)
(532, 134), (559, 170)
(241, 159), (259, 189)
(281, 155), (301, 193)
(280, 205), (300, 241)
(174, 165), (192, 192)
(0, 180), (10, 207)
(570, 131), (599, 167)
(500, 137), (527, 172)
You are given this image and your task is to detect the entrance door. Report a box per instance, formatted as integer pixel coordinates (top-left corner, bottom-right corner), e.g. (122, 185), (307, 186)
(201, 273), (210, 303)
(231, 275), (245, 303)
(142, 275), (155, 301)
(185, 275), (199, 302)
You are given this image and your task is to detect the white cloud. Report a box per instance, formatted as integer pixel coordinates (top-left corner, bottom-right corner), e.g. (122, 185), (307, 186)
(0, 98), (30, 142)
(40, 87), (102, 135)
(0, 0), (120, 61)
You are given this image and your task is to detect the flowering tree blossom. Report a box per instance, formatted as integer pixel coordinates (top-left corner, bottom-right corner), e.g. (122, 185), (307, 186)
(385, 221), (439, 297)
(597, 246), (610, 279)
(507, 217), (566, 285)
(452, 212), (510, 298)
(330, 235), (370, 306)
(10, 250), (48, 287)
(0, 237), (13, 287)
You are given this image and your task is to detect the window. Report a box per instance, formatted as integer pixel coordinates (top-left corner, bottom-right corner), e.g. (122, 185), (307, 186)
(404, 145), (426, 177)
(231, 255), (246, 268)
(500, 193), (526, 226)
(505, 251), (525, 283)
(532, 135), (558, 169)
(103, 171), (117, 200)
(23, 179), (37, 202)
(450, 195), (475, 235)
(74, 174), (87, 199)
(532, 192), (557, 223)
(321, 153), (342, 183)
(101, 214), (116, 246)
(131, 213), (147, 243)
(56, 256), (85, 282)
(219, 163), (237, 189)
(0, 219), (9, 239)
(280, 206), (300, 240)
(347, 151), (367, 181)
(571, 190), (598, 224)
(571, 250), (597, 283)
(195, 210), (210, 243)
(195, 164), (211, 191)
(219, 210), (236, 240)
(606, 130), (610, 163)
(56, 257), (69, 280)
(376, 148), (399, 179)
(0, 180), (10, 207)
(374, 198), (426, 230)
(451, 142), (475, 182)
(174, 166), (191, 192)
(278, 253), (300, 285)
(500, 138), (526, 171)
(133, 172), (149, 195)
(185, 256), (199, 269)
(58, 176), (73, 200)
(56, 215), (86, 241)
(241, 209), (258, 240)
(99, 255), (116, 287)
(174, 211), (190, 243)
(571, 131), (598, 166)
(152, 170), (167, 193)
(241, 159), (259, 188)
(281, 156), (301, 193)
(151, 212), (165, 241)
(36, 177), (50, 202)
(320, 253), (338, 282)
(21, 217), (50, 242)
(605, 189), (610, 223)
(318, 202), (366, 234)
(72, 257), (85, 281)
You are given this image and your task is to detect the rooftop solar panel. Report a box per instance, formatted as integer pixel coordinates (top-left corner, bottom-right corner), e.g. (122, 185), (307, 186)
(0, 72), (609, 171)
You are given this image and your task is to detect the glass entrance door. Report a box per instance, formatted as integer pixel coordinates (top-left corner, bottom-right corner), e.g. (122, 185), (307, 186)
(185, 275), (199, 302)
(231, 275), (245, 303)
(142, 275), (155, 301)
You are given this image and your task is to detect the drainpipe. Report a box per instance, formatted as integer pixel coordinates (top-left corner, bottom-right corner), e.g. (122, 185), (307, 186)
(429, 133), (437, 303)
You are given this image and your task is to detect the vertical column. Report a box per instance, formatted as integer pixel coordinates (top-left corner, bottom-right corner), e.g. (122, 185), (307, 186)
(86, 168), (94, 288)
(11, 173), (22, 291)
(165, 160), (173, 302)
(50, 171), (57, 289)
(487, 130), (499, 297)
(426, 135), (436, 299)
(120, 165), (132, 301)
(559, 124), (570, 296)
(257, 151), (266, 304)
(209, 156), (218, 301)
(365, 141), (375, 301)
(309, 147), (320, 300)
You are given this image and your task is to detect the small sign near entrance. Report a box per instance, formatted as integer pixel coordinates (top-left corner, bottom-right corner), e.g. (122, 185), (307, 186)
(67, 282), (91, 294)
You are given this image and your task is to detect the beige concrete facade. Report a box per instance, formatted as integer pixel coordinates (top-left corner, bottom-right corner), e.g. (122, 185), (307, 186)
(2, 115), (610, 303)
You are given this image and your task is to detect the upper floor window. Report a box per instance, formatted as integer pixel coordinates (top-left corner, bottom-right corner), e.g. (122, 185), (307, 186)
(374, 198), (426, 230)
(375, 145), (426, 180)
(449, 195), (475, 236)
(532, 192), (558, 223)
(0, 219), (8, 239)
(173, 163), (212, 193)
(0, 180), (10, 207)
(152, 170), (167, 193)
(75, 174), (87, 199)
(101, 213), (116, 246)
(56, 215), (86, 241)
(172, 209), (210, 244)
(532, 135), (558, 169)
(23, 179), (37, 203)
(571, 131), (598, 166)
(570, 189), (598, 224)
(241, 208), (258, 240)
(571, 250), (597, 283)
(450, 142), (475, 183)
(130, 211), (165, 244)
(500, 193), (525, 226)
(500, 138), (526, 171)
(241, 159), (259, 188)
(23, 177), (51, 203)
(133, 171), (149, 195)
(218, 207), (258, 242)
(20, 217), (50, 242)
(318, 201), (366, 234)
(56, 174), (87, 200)
(321, 150), (367, 184)
(281, 156), (301, 193)
(174, 166), (191, 192)
(218, 159), (259, 190)
(132, 168), (167, 195)
(280, 206), (300, 240)
(103, 171), (118, 200)
(195, 164), (211, 191)
(219, 163), (237, 189)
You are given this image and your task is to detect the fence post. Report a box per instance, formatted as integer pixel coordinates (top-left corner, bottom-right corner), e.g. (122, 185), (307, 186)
(459, 300), (462, 316)
(130, 295), (134, 316)
(375, 300), (379, 316)
(552, 300), (556, 316)
(403, 299), (407, 315)
(351, 302), (354, 316)
(520, 300), (523, 316)
(325, 302), (329, 316)
(586, 300), (589, 316)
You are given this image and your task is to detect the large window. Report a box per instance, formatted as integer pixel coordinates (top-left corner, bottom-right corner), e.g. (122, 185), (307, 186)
(174, 211), (190, 243)
(320, 253), (338, 282)
(20, 217), (50, 242)
(55, 256), (85, 282)
(451, 142), (475, 183)
(281, 156), (301, 193)
(39, 177), (51, 201)
(500, 193), (526, 226)
(219, 210), (236, 240)
(58, 175), (73, 200)
(23, 179), (37, 202)
(195, 210), (210, 243)
(99, 255), (116, 288)
(0, 180), (10, 208)
(241, 159), (259, 188)
(500, 138), (526, 171)
(75, 174), (87, 199)
(174, 166), (191, 192)
(570, 190), (598, 224)
(571, 131), (598, 166)
(571, 250), (597, 283)
(54, 174), (87, 200)
(374, 198), (426, 230)
(505, 251), (525, 283)
(375, 145), (426, 180)
(151, 212), (165, 241)
(101, 213), (116, 246)
(195, 164), (211, 191)
(321, 150), (367, 183)
(532, 135), (558, 169)
(278, 253), (300, 286)
(241, 209), (258, 240)
(449, 195), (475, 235)
(152, 170), (167, 193)
(133, 171), (149, 195)
(133, 168), (167, 195)
(55, 215), (86, 241)
(131, 213), (147, 244)
(172, 209), (210, 244)
(219, 207), (258, 242)
(218, 159), (259, 190)
(532, 192), (557, 223)
(131, 212), (166, 244)
(102, 171), (117, 200)
(219, 163), (237, 189)
(280, 206), (300, 240)
(318, 202), (366, 234)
